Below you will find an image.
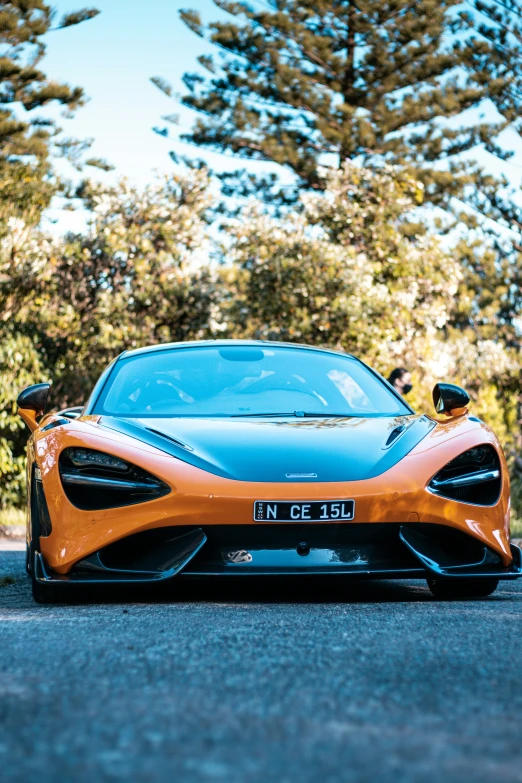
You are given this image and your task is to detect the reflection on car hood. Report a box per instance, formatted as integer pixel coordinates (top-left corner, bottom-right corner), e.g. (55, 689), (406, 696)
(100, 414), (435, 483)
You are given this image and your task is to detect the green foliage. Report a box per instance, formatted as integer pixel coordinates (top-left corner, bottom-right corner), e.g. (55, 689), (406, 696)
(221, 165), (452, 350)
(510, 474), (522, 538)
(0, 506), (24, 527)
(58, 8), (100, 28)
(167, 1), (522, 220)
(159, 2), (522, 355)
(222, 163), (519, 394)
(0, 0), (101, 221)
(0, 160), (55, 233)
(0, 333), (45, 506)
(6, 168), (218, 411)
(0, 1), (99, 161)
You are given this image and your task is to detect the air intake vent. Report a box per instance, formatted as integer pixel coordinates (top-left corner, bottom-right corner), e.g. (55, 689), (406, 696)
(384, 425), (406, 447)
(428, 445), (501, 506)
(35, 467), (52, 536)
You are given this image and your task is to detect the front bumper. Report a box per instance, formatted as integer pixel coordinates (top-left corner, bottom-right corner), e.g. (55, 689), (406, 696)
(33, 522), (522, 588)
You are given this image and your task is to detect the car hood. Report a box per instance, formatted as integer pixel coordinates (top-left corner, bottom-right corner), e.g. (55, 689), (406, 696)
(100, 414), (435, 483)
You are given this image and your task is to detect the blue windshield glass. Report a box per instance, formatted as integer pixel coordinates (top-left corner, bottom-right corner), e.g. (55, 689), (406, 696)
(94, 345), (409, 417)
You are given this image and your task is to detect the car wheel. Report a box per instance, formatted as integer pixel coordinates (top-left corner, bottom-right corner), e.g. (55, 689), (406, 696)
(427, 577), (500, 599)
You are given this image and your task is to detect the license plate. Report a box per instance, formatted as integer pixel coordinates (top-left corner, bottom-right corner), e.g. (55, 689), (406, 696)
(254, 499), (355, 522)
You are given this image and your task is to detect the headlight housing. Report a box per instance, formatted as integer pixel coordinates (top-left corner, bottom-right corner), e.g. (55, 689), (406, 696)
(59, 447), (170, 510)
(428, 445), (501, 506)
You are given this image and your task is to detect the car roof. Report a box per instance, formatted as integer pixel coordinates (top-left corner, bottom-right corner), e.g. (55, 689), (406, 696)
(117, 339), (357, 362)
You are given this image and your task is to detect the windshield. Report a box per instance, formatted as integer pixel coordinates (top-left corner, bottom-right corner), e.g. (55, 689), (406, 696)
(93, 345), (409, 418)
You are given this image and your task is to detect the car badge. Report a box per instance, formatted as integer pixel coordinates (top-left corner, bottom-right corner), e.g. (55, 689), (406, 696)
(227, 550), (253, 563)
(285, 473), (318, 479)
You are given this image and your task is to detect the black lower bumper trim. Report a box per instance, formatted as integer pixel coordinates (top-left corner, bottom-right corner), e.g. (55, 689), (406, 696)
(400, 526), (522, 580)
(33, 522), (522, 586)
(33, 528), (206, 586)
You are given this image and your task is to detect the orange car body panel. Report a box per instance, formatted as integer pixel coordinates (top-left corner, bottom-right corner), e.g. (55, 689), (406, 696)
(28, 411), (512, 574)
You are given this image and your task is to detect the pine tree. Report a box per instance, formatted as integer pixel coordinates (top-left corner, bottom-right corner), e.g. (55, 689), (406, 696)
(0, 1), (101, 223)
(157, 0), (522, 223)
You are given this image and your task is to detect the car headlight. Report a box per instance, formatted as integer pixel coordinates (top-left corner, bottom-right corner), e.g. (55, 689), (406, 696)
(59, 447), (170, 510)
(428, 445), (501, 506)
(66, 447), (129, 472)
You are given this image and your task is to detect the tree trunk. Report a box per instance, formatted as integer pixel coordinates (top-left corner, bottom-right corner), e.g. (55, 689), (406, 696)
(340, 1), (356, 164)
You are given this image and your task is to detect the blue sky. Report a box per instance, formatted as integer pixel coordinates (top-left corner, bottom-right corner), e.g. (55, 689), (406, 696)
(41, 0), (264, 229)
(36, 1), (522, 232)
(43, 0), (225, 186)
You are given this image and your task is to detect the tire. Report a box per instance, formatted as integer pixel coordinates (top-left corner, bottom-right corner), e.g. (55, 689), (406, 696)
(427, 576), (499, 599)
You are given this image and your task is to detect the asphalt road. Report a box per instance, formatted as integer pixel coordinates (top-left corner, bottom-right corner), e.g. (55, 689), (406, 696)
(1, 547), (522, 783)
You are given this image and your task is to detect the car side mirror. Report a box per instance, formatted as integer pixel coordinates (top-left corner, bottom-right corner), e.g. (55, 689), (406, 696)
(17, 382), (51, 414)
(432, 382), (470, 417)
(17, 383), (51, 431)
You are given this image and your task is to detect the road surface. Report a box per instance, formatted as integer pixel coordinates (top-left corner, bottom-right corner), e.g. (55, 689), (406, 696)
(1, 545), (521, 783)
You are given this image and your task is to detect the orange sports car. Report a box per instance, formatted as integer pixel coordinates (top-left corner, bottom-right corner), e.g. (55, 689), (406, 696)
(18, 340), (521, 603)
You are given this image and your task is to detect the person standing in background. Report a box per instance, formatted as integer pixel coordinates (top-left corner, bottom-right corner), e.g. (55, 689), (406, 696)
(387, 368), (413, 396)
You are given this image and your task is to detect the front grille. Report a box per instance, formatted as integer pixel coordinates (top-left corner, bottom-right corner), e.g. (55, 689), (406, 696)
(184, 523), (421, 574)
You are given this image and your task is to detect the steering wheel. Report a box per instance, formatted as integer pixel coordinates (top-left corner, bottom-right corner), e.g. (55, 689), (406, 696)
(238, 376), (323, 403)
(136, 376), (193, 411)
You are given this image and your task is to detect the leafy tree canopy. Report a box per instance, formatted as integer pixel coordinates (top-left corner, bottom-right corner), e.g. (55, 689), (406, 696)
(157, 0), (522, 229)
(0, 1), (99, 161)
(12, 171), (217, 407)
(0, 1), (103, 224)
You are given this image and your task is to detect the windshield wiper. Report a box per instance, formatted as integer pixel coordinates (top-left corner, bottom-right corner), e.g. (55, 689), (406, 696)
(229, 412), (296, 418)
(229, 411), (353, 418)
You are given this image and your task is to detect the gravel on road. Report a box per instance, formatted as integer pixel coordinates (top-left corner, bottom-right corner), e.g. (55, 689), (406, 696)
(1, 547), (521, 783)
